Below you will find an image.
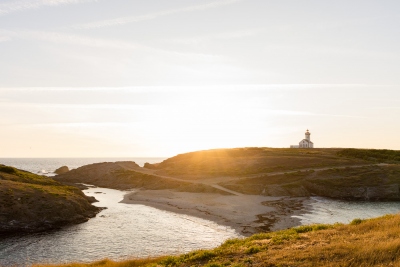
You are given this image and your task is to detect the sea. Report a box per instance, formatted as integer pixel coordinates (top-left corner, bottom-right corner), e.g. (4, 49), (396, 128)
(1, 158), (400, 266)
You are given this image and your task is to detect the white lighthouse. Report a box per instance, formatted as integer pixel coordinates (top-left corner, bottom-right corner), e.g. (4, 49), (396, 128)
(290, 129), (314, 148)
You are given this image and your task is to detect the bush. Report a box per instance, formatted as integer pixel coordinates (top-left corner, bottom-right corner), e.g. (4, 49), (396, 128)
(350, 218), (363, 225)
(338, 149), (400, 163)
(293, 224), (330, 233)
(188, 251), (217, 262)
(245, 246), (261, 254)
(160, 256), (179, 266)
(0, 166), (16, 174)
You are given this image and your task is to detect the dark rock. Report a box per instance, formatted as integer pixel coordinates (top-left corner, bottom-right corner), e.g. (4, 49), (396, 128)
(144, 162), (159, 169)
(85, 196), (99, 203)
(54, 166), (69, 175)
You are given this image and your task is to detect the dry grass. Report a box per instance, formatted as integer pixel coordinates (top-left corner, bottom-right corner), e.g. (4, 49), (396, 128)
(151, 148), (370, 178)
(33, 214), (400, 267)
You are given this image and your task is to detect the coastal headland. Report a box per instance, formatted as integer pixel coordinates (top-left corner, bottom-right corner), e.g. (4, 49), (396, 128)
(55, 147), (400, 235)
(0, 165), (102, 234)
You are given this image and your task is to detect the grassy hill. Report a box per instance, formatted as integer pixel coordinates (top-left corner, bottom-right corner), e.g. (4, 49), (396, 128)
(146, 148), (399, 179)
(33, 214), (400, 267)
(0, 165), (101, 234)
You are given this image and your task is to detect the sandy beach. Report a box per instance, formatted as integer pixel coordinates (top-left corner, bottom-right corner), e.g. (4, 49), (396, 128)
(121, 189), (310, 236)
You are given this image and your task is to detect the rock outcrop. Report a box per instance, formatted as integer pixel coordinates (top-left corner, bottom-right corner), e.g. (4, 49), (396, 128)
(54, 166), (69, 175)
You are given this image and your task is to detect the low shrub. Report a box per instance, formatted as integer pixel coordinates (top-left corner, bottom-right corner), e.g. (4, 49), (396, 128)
(350, 218), (363, 225)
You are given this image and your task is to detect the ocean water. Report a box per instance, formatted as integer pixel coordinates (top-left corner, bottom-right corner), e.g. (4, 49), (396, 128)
(0, 157), (166, 175)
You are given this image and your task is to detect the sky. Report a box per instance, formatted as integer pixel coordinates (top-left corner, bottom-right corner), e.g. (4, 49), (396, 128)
(0, 0), (400, 157)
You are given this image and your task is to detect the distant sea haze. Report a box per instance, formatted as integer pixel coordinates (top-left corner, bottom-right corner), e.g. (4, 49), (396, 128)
(0, 157), (167, 175)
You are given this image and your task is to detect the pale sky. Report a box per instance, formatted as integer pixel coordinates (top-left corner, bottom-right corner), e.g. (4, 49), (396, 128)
(0, 0), (400, 157)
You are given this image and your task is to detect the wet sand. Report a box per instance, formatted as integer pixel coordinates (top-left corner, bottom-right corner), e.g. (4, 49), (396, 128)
(121, 189), (311, 236)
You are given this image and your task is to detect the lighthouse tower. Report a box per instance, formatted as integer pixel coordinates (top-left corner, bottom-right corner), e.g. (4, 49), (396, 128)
(305, 129), (311, 141)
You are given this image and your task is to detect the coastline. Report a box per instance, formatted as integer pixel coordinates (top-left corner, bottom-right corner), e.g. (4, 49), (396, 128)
(120, 189), (311, 236)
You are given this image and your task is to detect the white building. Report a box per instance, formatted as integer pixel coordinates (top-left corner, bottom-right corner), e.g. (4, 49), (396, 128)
(290, 129), (314, 148)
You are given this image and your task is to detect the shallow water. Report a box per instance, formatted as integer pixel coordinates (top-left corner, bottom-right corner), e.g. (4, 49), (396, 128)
(293, 196), (400, 225)
(0, 187), (239, 266)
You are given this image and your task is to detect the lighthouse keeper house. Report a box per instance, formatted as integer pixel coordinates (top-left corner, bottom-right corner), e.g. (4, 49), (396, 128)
(290, 129), (314, 148)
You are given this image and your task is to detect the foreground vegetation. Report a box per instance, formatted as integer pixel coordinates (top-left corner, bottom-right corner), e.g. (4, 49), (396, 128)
(0, 165), (101, 233)
(33, 214), (400, 267)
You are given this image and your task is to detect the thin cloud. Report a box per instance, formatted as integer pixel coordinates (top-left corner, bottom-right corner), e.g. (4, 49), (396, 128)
(0, 0), (97, 15)
(75, 0), (243, 29)
(269, 109), (367, 119)
(0, 29), (137, 50)
(0, 29), (223, 62)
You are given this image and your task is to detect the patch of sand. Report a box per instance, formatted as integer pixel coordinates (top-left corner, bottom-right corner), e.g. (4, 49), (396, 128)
(121, 189), (309, 236)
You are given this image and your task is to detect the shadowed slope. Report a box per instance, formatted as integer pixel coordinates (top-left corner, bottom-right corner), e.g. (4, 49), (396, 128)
(0, 165), (101, 234)
(56, 161), (227, 194)
(220, 164), (400, 200)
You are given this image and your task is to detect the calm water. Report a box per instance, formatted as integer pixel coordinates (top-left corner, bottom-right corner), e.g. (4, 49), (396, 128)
(0, 187), (239, 266)
(294, 197), (400, 225)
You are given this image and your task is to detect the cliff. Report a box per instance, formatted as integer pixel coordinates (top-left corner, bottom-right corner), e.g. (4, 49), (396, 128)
(221, 164), (400, 200)
(0, 165), (102, 234)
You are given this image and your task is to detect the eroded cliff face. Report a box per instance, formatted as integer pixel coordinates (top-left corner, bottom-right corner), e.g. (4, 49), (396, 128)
(223, 165), (400, 201)
(0, 165), (102, 234)
(304, 182), (400, 200)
